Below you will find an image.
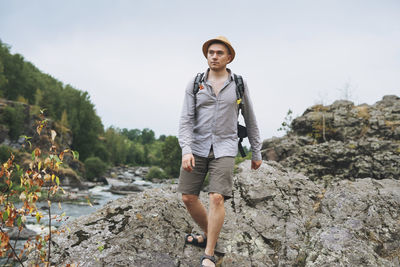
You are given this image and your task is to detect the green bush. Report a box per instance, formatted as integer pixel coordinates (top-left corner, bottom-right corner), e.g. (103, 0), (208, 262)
(84, 156), (107, 181)
(0, 145), (12, 163)
(146, 166), (167, 180)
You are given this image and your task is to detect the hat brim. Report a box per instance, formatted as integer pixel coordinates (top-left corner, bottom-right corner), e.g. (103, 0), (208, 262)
(202, 39), (235, 63)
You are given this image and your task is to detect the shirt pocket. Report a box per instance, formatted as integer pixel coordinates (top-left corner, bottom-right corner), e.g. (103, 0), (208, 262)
(196, 90), (214, 109)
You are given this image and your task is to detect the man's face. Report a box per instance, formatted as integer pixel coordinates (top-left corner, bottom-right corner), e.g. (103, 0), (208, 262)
(207, 43), (232, 71)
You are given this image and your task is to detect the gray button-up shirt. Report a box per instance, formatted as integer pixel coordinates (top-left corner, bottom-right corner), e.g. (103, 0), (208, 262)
(179, 69), (262, 161)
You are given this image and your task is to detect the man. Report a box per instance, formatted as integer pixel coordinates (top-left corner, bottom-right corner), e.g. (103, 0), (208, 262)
(178, 36), (262, 267)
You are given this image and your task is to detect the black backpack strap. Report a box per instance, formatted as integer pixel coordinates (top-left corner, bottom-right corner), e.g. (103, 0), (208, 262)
(234, 74), (247, 157)
(193, 73), (204, 119)
(233, 74), (245, 113)
(237, 124), (248, 157)
(238, 138), (246, 157)
(193, 73), (204, 95)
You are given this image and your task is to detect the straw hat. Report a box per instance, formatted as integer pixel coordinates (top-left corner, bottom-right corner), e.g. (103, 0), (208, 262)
(202, 36), (235, 62)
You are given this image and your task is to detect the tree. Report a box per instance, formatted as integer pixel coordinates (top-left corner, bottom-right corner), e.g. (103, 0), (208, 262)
(121, 128), (141, 142)
(158, 134), (166, 142)
(126, 142), (145, 165)
(0, 104), (26, 140)
(161, 136), (181, 177)
(104, 127), (128, 165)
(92, 142), (111, 163)
(141, 128), (155, 144)
(58, 87), (103, 160)
(0, 53), (8, 94)
(0, 40), (104, 161)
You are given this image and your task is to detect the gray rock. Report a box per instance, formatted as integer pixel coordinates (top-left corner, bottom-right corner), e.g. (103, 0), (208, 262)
(262, 95), (400, 181)
(57, 167), (85, 189)
(17, 136), (26, 144)
(31, 161), (400, 266)
(7, 227), (37, 240)
(109, 184), (143, 194)
(2, 137), (11, 146)
(105, 166), (150, 182)
(135, 167), (150, 177)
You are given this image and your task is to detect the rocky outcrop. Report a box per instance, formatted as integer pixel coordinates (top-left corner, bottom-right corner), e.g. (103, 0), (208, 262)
(104, 166), (157, 193)
(106, 166), (150, 181)
(0, 98), (73, 151)
(33, 160), (400, 266)
(0, 98), (89, 188)
(57, 167), (84, 189)
(262, 95), (400, 181)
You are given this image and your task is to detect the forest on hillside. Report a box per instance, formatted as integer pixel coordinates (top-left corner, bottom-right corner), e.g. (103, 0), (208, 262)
(0, 39), (181, 179)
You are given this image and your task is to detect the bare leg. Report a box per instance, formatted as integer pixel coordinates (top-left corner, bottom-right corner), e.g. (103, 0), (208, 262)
(182, 194), (208, 239)
(203, 193), (225, 267)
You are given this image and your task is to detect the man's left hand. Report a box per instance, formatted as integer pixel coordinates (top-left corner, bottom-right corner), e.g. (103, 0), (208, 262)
(251, 160), (262, 170)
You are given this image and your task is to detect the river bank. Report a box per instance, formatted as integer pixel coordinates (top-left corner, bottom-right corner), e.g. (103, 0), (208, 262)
(24, 165), (177, 233)
(1, 165), (177, 265)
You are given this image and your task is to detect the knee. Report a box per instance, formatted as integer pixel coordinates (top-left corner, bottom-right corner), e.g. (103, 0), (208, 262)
(209, 193), (224, 206)
(182, 194), (198, 207)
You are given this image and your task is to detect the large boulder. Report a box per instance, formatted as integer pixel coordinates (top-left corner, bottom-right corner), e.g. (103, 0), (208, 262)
(262, 95), (400, 181)
(32, 160), (400, 266)
(57, 167), (84, 189)
(290, 95), (400, 141)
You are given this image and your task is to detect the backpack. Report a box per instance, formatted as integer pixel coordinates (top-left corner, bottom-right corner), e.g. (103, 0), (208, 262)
(193, 72), (248, 157)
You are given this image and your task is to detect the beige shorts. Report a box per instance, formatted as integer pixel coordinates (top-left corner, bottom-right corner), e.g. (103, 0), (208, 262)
(177, 148), (235, 199)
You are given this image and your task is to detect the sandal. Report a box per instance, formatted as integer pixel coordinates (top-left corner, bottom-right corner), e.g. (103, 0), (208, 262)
(185, 233), (207, 248)
(200, 254), (216, 267)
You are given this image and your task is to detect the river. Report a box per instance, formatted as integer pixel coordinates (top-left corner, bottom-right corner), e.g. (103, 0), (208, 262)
(27, 176), (163, 232)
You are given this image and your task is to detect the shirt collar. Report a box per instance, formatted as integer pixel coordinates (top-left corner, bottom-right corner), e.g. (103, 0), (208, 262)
(202, 68), (234, 83)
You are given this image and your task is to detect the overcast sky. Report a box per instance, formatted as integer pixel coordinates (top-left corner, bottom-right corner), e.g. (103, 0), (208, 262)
(1, 0), (399, 141)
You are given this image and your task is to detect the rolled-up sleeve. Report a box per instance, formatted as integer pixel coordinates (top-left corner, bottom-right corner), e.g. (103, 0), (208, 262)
(242, 80), (262, 161)
(178, 79), (195, 156)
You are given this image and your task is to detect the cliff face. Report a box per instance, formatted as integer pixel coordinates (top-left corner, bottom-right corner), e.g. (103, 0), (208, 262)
(0, 98), (84, 187)
(0, 98), (73, 151)
(262, 95), (400, 182)
(32, 95), (400, 266)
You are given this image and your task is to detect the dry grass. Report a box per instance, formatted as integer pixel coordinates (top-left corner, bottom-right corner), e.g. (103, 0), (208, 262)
(385, 120), (400, 130)
(355, 105), (370, 120)
(359, 125), (370, 137)
(312, 104), (329, 112)
(312, 189), (326, 212)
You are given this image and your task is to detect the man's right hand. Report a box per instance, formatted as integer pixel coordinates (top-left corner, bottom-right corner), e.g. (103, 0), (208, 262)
(182, 154), (195, 172)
